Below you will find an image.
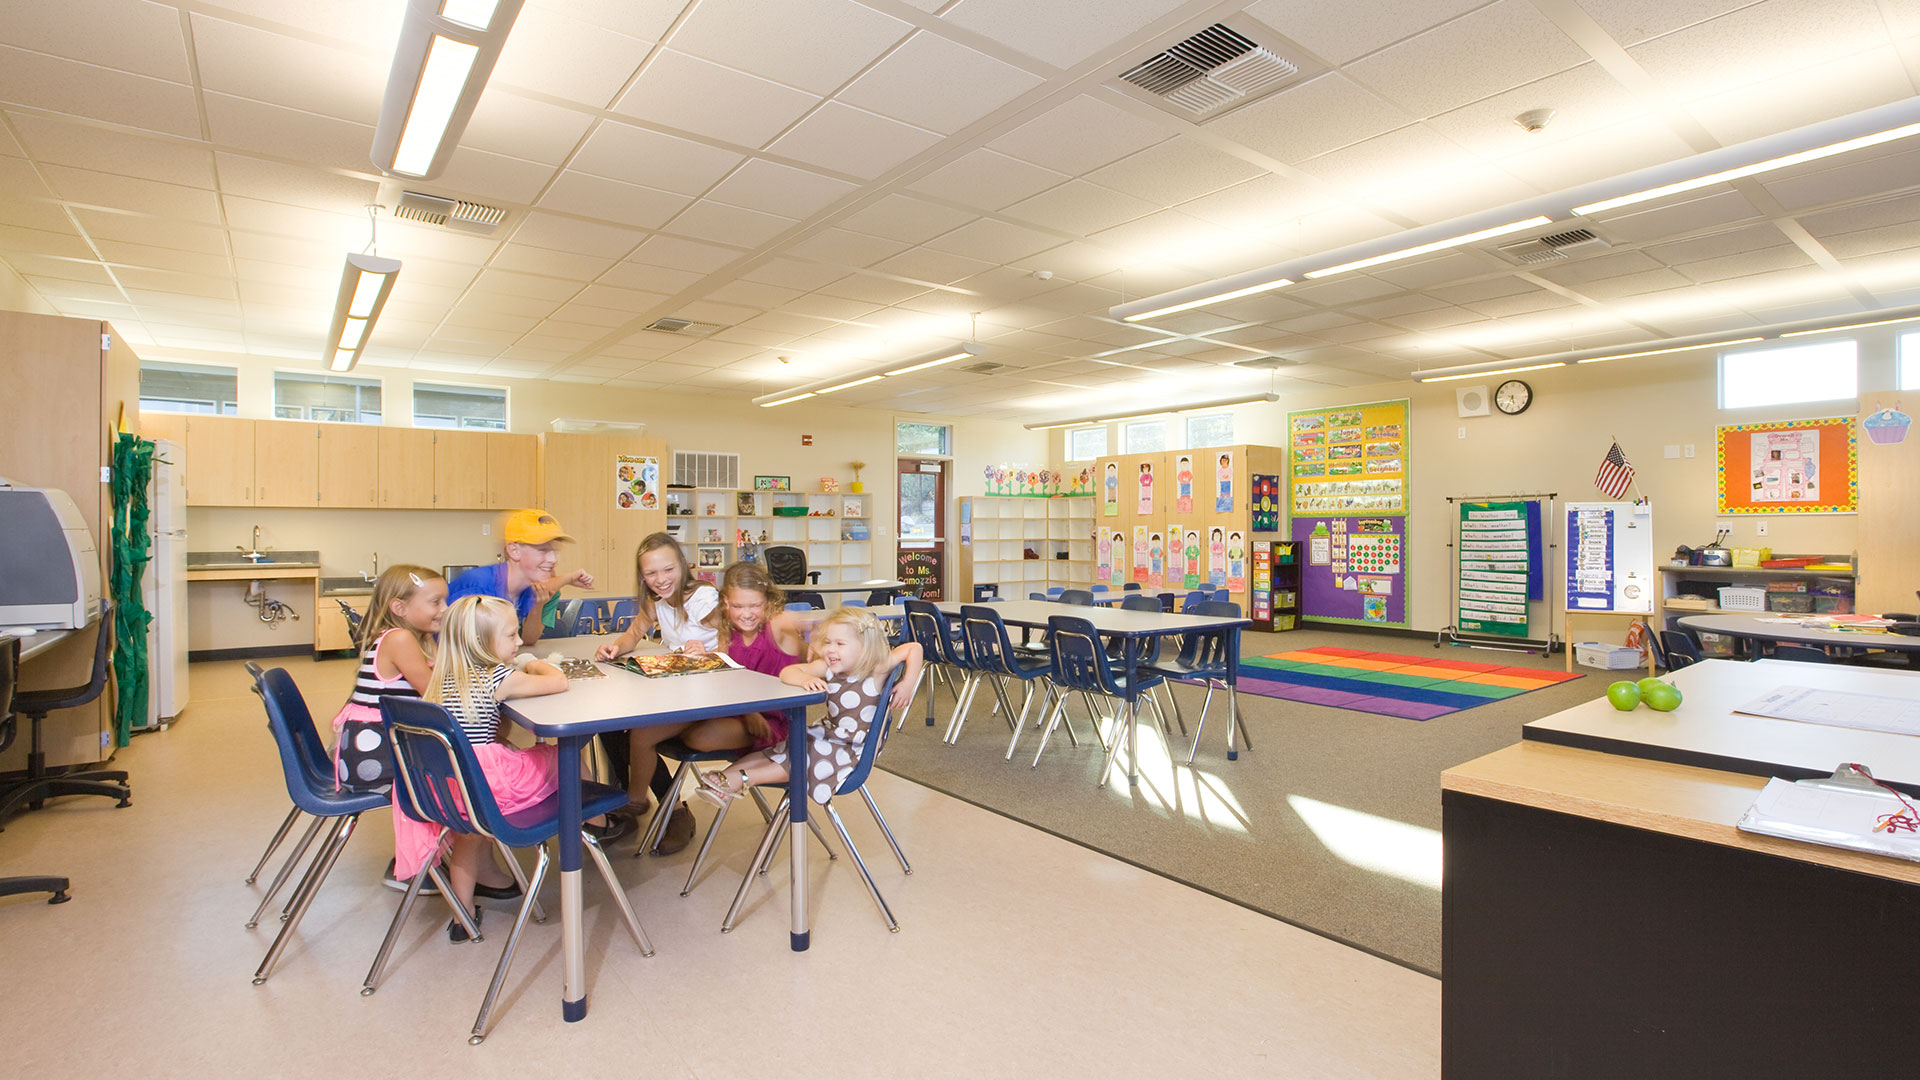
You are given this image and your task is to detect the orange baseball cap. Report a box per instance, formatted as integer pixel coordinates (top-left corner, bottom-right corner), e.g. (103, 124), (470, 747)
(501, 508), (573, 545)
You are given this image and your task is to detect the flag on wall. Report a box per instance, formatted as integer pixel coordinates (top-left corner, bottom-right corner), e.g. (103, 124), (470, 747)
(1594, 441), (1635, 499)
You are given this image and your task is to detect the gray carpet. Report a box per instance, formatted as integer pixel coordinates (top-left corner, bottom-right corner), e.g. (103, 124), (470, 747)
(877, 626), (1613, 975)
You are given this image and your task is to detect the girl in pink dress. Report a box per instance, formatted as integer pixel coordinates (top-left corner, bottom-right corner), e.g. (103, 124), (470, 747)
(688, 561), (811, 751)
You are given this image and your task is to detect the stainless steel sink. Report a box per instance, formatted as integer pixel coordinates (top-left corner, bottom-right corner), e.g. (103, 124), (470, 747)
(318, 576), (376, 596)
(186, 549), (322, 569)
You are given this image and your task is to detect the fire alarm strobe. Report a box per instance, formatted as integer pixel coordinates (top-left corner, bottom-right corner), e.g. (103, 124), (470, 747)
(802, 434), (813, 446)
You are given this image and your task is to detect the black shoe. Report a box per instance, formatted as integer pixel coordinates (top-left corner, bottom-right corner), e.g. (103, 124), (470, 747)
(449, 908), (482, 943)
(383, 858), (439, 896)
(584, 814), (637, 845)
(473, 880), (523, 901)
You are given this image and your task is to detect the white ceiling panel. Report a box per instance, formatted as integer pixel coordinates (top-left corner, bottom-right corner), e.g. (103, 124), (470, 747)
(1422, 63), (1647, 160)
(1683, 46), (1916, 146)
(0, 44), (200, 138)
(781, 227), (913, 267)
(705, 159), (860, 218)
(1204, 73), (1412, 166)
(1589, 189), (1765, 246)
(923, 218), (1064, 263)
(1345, 0), (1587, 116)
(1762, 144), (1920, 214)
(705, 279), (804, 309)
(4, 0), (191, 82)
(813, 274), (934, 305)
(203, 92), (376, 173)
(569, 122), (744, 195)
(39, 165), (218, 223)
(909, 149), (1069, 211)
(669, 0), (912, 97)
(598, 261), (706, 294)
(837, 31), (1045, 135)
(212, 154), (377, 211)
(764, 102), (945, 180)
(1630, 0), (1893, 100)
(485, 245), (614, 281)
(538, 171), (692, 230)
(1496, 115), (1696, 192)
(527, 0), (683, 42)
(70, 209), (229, 256)
(11, 115), (214, 189)
(460, 92), (598, 167)
(870, 246), (997, 284)
(1084, 137), (1269, 207)
(1577, 0), (1757, 48)
(490, 6), (652, 108)
(222, 194), (361, 245)
(940, 0), (1192, 68)
(986, 94), (1172, 176)
(188, 15), (385, 125)
(615, 49), (821, 149)
(664, 200), (798, 248)
(431, 146), (557, 205)
(1243, 0), (1487, 66)
(9, 256), (114, 285)
(513, 212), (648, 259)
(628, 234), (745, 273)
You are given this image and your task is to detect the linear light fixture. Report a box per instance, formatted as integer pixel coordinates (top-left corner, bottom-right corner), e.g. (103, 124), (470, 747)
(1573, 120), (1920, 216)
(1023, 392), (1279, 431)
(1417, 362), (1565, 384)
(325, 253), (401, 372)
(371, 0), (526, 180)
(753, 342), (982, 407)
(1121, 277), (1294, 322)
(1781, 314), (1920, 338)
(1304, 217), (1555, 279)
(1575, 338), (1763, 364)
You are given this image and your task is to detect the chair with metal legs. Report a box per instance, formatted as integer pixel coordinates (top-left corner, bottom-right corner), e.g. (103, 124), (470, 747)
(722, 663), (910, 934)
(1148, 600), (1250, 764)
(1032, 615), (1170, 781)
(0, 634), (70, 905)
(0, 612), (129, 830)
(364, 696), (653, 1044)
(901, 599), (979, 737)
(246, 667), (392, 985)
(959, 603), (1073, 762)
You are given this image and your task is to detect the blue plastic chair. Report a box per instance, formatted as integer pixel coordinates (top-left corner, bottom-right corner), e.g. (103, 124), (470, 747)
(1150, 600), (1248, 763)
(364, 696), (653, 1044)
(1771, 644), (1831, 663)
(1045, 586), (1066, 598)
(246, 668), (392, 986)
(721, 663), (911, 934)
(960, 604), (1061, 758)
(904, 599), (982, 737)
(1059, 589), (1095, 606)
(1033, 615), (1168, 780)
(608, 598), (640, 633)
(1090, 583), (1110, 594)
(241, 660), (335, 892)
(1660, 630), (1704, 669)
(1122, 582), (1142, 592)
(1181, 590), (1211, 611)
(842, 596), (868, 607)
(785, 601), (813, 611)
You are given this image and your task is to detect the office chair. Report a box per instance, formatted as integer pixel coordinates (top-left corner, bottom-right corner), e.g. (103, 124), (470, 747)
(0, 611), (129, 830)
(333, 599), (365, 651)
(763, 545), (821, 589)
(0, 635), (69, 904)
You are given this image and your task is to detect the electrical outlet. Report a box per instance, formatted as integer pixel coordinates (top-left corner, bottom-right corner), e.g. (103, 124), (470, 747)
(1756, 521), (1769, 537)
(1457, 426), (1466, 439)
(1684, 444), (1696, 458)
(1664, 445), (1680, 459)
(100, 730), (111, 749)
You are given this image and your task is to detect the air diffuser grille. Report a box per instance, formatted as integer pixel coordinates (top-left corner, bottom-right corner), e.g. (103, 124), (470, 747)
(393, 191), (508, 235)
(1117, 24), (1299, 118)
(643, 318), (724, 336)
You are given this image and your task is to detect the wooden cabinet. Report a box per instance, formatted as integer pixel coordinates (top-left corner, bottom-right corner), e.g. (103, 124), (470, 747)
(486, 433), (536, 508)
(537, 433), (611, 592)
(141, 412), (186, 448)
(378, 427), (435, 508)
(254, 421), (319, 507)
(317, 424), (378, 508)
(313, 589), (360, 653)
(433, 430), (489, 509)
(183, 416), (255, 506)
(608, 434), (668, 596)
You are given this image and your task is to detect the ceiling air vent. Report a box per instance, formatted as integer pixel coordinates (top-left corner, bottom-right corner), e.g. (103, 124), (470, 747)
(393, 190), (508, 236)
(1496, 228), (1611, 265)
(958, 360), (1009, 375)
(643, 317), (724, 336)
(1117, 24), (1299, 118)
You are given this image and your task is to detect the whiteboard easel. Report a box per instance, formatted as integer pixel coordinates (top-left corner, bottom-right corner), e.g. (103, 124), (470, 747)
(1564, 500), (1658, 675)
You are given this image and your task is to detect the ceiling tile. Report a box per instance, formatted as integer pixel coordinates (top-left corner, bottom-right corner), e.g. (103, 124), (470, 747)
(1684, 46), (1915, 146)
(1625, 0), (1889, 103)
(613, 49), (821, 149)
(569, 121), (745, 195)
(7, 255), (112, 285)
(909, 149), (1068, 211)
(781, 293), (879, 320)
(668, 0), (912, 97)
(765, 102), (944, 180)
(1003, 180), (1157, 235)
(221, 194), (361, 245)
(1424, 63), (1646, 161)
(512, 212), (648, 259)
(740, 258), (850, 291)
(940, 0), (1191, 68)
(871, 246), (997, 284)
(1495, 115), (1696, 192)
(1243, 0), (1487, 65)
(102, 241), (233, 278)
(212, 154), (377, 211)
(0, 45), (199, 138)
(1762, 143), (1920, 214)
(922, 218), (1064, 263)
(1344, 0), (1587, 116)
(663, 200), (797, 248)
(11, 115), (215, 190)
(814, 274), (934, 305)
(706, 278), (804, 309)
(4, 0), (190, 81)
(706, 159), (859, 218)
(461, 93), (597, 167)
(1205, 73), (1411, 166)
(1084, 137), (1268, 207)
(42, 165), (223, 224)
(491, 6), (652, 108)
(1577, 0), (1757, 48)
(598, 261), (704, 294)
(1588, 189), (1763, 245)
(71, 209), (229, 256)
(838, 31), (1045, 135)
(629, 234), (746, 273)
(203, 92), (375, 173)
(987, 94), (1172, 175)
(188, 14), (384, 125)
(481, 244), (612, 282)
(432, 146), (556, 205)
(538, 171), (692, 230)
(781, 227), (913, 267)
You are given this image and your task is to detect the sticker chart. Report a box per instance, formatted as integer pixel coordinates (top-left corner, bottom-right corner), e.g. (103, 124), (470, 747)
(1347, 535), (1401, 574)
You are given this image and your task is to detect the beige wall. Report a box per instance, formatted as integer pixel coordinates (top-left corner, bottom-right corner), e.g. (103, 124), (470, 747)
(0, 264), (55, 316)
(1051, 330), (1909, 637)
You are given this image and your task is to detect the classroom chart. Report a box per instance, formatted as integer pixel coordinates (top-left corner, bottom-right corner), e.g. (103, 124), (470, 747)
(1565, 501), (1654, 613)
(1288, 399), (1411, 629)
(1456, 500), (1534, 639)
(1715, 415), (1858, 515)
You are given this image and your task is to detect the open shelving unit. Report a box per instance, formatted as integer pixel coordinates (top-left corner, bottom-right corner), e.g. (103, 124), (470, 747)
(954, 496), (1095, 598)
(666, 487), (873, 585)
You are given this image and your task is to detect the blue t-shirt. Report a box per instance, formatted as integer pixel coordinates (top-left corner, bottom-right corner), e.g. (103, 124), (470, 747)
(446, 563), (535, 623)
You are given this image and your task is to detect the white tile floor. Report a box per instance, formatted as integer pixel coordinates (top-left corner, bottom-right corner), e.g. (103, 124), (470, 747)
(0, 658), (1438, 1078)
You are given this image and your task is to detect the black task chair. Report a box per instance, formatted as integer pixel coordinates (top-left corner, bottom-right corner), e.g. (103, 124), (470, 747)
(0, 612), (129, 831)
(1659, 630), (1704, 670)
(0, 635), (70, 904)
(763, 545), (821, 589)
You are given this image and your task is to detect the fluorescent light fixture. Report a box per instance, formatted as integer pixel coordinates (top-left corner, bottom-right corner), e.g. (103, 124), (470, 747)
(1023, 393), (1279, 431)
(1121, 277), (1293, 322)
(1574, 121), (1920, 216)
(752, 342), (983, 407)
(1418, 362), (1565, 384)
(1304, 217), (1554, 280)
(323, 253), (401, 374)
(1575, 338), (1762, 364)
(370, 0), (525, 180)
(1781, 315), (1920, 338)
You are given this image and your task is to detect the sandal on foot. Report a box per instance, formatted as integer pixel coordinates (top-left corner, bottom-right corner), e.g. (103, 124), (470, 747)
(695, 770), (740, 808)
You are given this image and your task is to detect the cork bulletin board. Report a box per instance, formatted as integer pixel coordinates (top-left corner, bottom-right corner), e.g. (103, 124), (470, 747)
(1715, 416), (1857, 515)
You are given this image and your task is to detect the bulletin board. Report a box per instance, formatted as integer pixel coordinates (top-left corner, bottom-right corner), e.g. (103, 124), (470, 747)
(1290, 515), (1408, 628)
(1288, 399), (1408, 516)
(1715, 416), (1857, 515)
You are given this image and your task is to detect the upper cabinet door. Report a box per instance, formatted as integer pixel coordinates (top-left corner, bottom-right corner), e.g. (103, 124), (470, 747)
(317, 424), (379, 508)
(183, 416), (255, 506)
(433, 430), (489, 509)
(486, 433), (536, 509)
(254, 421), (320, 507)
(378, 427), (436, 508)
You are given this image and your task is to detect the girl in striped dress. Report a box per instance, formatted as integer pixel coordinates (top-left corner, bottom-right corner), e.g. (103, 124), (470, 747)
(328, 565), (444, 793)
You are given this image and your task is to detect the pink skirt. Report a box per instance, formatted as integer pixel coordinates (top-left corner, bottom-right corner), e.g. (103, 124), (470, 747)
(392, 741), (560, 880)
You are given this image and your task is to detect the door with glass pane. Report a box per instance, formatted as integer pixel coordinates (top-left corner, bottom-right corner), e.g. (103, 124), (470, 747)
(897, 458), (945, 600)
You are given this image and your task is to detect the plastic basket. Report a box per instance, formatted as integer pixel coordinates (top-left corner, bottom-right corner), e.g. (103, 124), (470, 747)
(1717, 586), (1768, 612)
(1574, 642), (1643, 670)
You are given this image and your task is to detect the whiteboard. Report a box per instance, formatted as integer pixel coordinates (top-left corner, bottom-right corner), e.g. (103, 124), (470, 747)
(1564, 501), (1655, 614)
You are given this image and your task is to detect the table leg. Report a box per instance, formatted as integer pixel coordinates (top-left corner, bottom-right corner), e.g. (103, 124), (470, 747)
(786, 706), (810, 952)
(557, 735), (586, 1022)
(1124, 637), (1141, 787)
(1225, 628), (1242, 762)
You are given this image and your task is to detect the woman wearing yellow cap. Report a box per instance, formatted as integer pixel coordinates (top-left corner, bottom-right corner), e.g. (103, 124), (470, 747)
(445, 508), (595, 648)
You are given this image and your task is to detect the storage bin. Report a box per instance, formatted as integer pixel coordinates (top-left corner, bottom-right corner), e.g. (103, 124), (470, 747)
(1574, 642), (1643, 670)
(1697, 631), (1737, 657)
(1767, 593), (1815, 613)
(1812, 595), (1853, 614)
(1271, 614), (1296, 631)
(1717, 586), (1768, 611)
(771, 506), (808, 517)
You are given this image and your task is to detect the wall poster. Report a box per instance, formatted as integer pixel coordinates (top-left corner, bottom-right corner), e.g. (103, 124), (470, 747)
(1288, 400), (1408, 515)
(1208, 527), (1226, 589)
(1251, 473), (1280, 531)
(1183, 528), (1201, 589)
(1097, 530), (1113, 587)
(1215, 450), (1234, 512)
(1167, 519), (1185, 585)
(1715, 416), (1857, 515)
(616, 455), (659, 511)
(1137, 460), (1155, 515)
(1109, 529), (1127, 587)
(1175, 453), (1194, 514)
(1227, 530), (1246, 592)
(1132, 526), (1149, 583)
(1103, 461), (1119, 517)
(1148, 529), (1166, 590)
(1287, 399), (1411, 629)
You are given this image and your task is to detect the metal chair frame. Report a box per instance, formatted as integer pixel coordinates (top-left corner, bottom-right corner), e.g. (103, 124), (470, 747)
(1032, 615), (1170, 779)
(1149, 600), (1250, 764)
(960, 604), (1078, 762)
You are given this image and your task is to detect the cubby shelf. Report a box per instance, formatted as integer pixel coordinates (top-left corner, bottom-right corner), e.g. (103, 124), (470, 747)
(666, 487), (873, 584)
(955, 496), (1096, 597)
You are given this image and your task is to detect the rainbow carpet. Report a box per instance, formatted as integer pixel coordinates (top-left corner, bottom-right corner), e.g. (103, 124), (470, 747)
(1239, 646), (1583, 720)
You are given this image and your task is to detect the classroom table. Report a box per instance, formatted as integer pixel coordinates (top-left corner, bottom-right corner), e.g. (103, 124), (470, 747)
(1442, 659), (1920, 1076)
(803, 578), (904, 597)
(1678, 611), (1920, 659)
(501, 638), (825, 1023)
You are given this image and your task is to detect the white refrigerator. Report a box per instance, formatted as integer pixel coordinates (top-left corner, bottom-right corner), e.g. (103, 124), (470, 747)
(142, 439), (188, 729)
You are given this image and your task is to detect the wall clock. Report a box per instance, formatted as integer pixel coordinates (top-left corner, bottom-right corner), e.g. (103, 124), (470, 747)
(1495, 379), (1533, 415)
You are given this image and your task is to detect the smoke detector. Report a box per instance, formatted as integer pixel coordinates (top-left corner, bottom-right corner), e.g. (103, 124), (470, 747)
(1514, 108), (1556, 133)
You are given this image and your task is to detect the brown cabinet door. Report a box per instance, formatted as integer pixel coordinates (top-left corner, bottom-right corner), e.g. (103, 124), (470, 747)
(486, 433), (536, 508)
(253, 420), (320, 507)
(607, 436), (669, 597)
(377, 427), (436, 508)
(537, 434), (610, 593)
(184, 416), (255, 506)
(433, 430), (489, 509)
(318, 424), (379, 508)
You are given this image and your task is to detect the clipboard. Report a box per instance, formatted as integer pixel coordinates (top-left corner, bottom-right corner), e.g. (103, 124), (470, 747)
(1736, 763), (1920, 863)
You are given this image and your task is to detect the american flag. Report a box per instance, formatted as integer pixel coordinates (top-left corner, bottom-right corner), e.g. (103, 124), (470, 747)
(1595, 441), (1635, 499)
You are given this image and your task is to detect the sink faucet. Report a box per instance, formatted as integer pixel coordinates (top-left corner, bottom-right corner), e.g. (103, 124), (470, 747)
(237, 525), (268, 563)
(360, 551), (379, 582)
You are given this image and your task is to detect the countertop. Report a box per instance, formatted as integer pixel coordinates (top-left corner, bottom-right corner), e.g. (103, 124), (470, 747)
(186, 549), (321, 570)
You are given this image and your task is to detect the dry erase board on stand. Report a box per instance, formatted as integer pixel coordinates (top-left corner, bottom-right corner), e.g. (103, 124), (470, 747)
(1565, 501), (1654, 613)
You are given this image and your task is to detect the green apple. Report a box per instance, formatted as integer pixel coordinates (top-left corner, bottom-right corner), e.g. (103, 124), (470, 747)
(1607, 681), (1643, 710)
(1643, 683), (1683, 712)
(1638, 676), (1666, 696)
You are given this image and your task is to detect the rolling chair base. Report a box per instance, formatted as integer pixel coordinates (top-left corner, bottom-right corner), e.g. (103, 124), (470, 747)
(0, 874), (71, 903)
(0, 767), (131, 829)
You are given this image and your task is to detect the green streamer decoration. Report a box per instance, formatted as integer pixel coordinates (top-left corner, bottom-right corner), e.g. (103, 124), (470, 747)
(109, 432), (155, 746)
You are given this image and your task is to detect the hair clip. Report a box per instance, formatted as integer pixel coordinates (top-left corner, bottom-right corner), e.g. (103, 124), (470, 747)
(408, 572), (424, 587)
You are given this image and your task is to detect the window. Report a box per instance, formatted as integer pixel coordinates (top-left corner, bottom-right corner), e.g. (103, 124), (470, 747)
(1066, 426), (1107, 461)
(1122, 420), (1166, 454)
(1901, 332), (1920, 391)
(1719, 341), (1857, 409)
(139, 361), (237, 415)
(273, 371), (381, 424)
(895, 421), (950, 456)
(414, 382), (507, 430)
(1186, 413), (1234, 448)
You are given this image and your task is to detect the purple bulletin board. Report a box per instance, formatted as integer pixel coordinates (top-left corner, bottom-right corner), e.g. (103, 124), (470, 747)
(1291, 515), (1409, 629)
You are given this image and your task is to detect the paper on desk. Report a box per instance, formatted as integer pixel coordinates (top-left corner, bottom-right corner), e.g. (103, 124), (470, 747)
(1738, 776), (1920, 863)
(1735, 685), (1920, 737)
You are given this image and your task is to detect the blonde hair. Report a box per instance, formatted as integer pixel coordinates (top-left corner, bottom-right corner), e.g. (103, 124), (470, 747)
(703, 561), (786, 651)
(634, 532), (702, 621)
(429, 595), (516, 709)
(811, 606), (890, 681)
(357, 564), (442, 656)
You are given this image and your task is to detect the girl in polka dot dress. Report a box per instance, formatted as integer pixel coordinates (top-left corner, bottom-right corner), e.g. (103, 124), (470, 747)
(696, 607), (921, 808)
(327, 565), (445, 793)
